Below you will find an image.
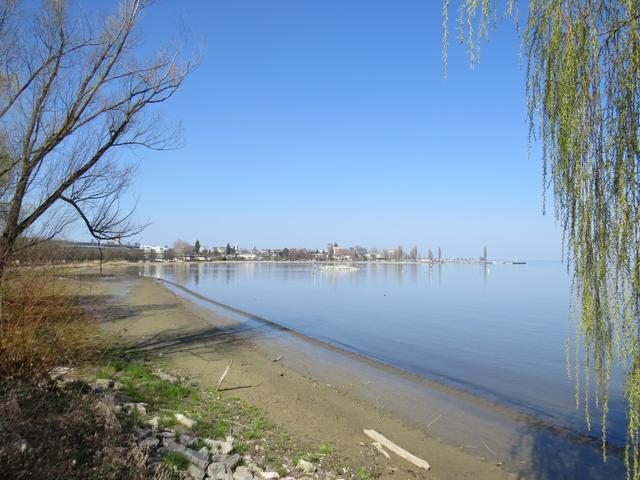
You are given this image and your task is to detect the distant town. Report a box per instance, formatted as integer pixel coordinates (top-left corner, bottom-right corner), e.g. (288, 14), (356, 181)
(23, 239), (522, 265)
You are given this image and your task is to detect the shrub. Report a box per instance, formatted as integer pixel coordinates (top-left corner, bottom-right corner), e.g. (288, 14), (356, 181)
(0, 269), (101, 382)
(0, 381), (149, 479)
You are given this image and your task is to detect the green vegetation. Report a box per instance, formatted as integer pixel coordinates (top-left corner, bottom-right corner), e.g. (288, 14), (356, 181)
(89, 357), (356, 476)
(356, 465), (380, 480)
(163, 451), (190, 471)
(189, 438), (208, 451)
(444, 1), (640, 476)
(319, 443), (334, 455)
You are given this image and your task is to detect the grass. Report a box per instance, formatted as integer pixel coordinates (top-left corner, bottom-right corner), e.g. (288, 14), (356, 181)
(356, 465), (381, 480)
(163, 451), (190, 471)
(189, 438), (208, 451)
(319, 443), (334, 455)
(87, 356), (361, 477)
(0, 380), (150, 479)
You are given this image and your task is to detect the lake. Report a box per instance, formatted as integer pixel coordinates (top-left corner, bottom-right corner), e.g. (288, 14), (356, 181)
(139, 260), (627, 446)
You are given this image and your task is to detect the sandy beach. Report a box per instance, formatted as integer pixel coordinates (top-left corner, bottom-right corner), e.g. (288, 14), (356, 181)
(83, 270), (622, 479)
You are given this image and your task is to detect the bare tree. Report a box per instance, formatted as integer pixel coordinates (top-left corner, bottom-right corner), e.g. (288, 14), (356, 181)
(0, 0), (197, 276)
(173, 239), (191, 258)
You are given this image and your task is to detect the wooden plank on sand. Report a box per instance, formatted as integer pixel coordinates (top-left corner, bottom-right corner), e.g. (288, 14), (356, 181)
(363, 429), (430, 471)
(216, 360), (233, 391)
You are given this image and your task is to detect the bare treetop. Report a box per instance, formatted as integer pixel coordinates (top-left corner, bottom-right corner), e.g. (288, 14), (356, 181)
(0, 0), (198, 270)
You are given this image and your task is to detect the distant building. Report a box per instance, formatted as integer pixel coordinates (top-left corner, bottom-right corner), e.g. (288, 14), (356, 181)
(327, 242), (356, 260)
(140, 245), (166, 261)
(333, 247), (357, 259)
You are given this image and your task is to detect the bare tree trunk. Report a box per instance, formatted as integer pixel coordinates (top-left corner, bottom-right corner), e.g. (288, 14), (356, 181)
(98, 241), (103, 276)
(0, 231), (18, 280)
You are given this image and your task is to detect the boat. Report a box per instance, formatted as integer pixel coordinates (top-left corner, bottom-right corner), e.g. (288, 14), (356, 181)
(319, 264), (359, 272)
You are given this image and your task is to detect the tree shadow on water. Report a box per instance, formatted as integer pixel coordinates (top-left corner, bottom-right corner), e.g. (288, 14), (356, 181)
(510, 421), (625, 479)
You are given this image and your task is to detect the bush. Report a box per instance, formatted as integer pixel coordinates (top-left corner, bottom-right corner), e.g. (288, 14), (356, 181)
(0, 381), (150, 480)
(0, 269), (101, 382)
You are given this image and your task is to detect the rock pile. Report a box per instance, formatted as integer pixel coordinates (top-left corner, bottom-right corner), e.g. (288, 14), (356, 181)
(135, 421), (283, 480)
(53, 370), (330, 480)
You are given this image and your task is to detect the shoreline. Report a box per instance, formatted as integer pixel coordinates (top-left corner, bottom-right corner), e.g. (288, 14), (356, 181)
(156, 276), (621, 452)
(92, 270), (622, 479)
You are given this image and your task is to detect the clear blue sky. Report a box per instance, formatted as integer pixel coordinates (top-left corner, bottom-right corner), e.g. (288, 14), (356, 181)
(107, 0), (561, 260)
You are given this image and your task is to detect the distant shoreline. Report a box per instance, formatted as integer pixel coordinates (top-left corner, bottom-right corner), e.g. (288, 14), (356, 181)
(137, 259), (529, 266)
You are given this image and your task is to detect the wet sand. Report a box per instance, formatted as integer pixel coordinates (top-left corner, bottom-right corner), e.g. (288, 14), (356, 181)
(89, 272), (623, 479)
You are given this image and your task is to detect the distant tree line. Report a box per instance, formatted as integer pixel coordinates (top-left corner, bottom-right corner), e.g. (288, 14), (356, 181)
(13, 240), (144, 265)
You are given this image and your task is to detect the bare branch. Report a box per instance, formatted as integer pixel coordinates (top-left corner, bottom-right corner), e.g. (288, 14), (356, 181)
(0, 0), (198, 271)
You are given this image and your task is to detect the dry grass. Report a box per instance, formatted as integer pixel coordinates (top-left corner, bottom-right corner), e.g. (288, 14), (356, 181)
(0, 268), (102, 382)
(0, 269), (179, 479)
(0, 381), (152, 480)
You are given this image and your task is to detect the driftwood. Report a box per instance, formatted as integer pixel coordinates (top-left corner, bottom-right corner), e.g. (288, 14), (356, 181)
(426, 414), (441, 430)
(372, 442), (391, 459)
(482, 440), (498, 457)
(216, 360), (233, 391)
(363, 429), (430, 471)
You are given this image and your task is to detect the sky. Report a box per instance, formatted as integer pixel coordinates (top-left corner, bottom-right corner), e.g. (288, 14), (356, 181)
(89, 0), (562, 260)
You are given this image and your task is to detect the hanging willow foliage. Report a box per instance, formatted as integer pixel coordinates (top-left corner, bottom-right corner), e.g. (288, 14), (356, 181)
(444, 0), (640, 477)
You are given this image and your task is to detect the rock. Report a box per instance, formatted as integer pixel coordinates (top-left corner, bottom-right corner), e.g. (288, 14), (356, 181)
(147, 416), (159, 430)
(233, 466), (255, 480)
(158, 430), (176, 438)
(140, 437), (160, 449)
(50, 366), (74, 382)
(208, 462), (226, 475)
(297, 460), (316, 474)
(175, 413), (197, 429)
(94, 378), (122, 390)
(205, 438), (234, 455)
(123, 402), (147, 416)
(183, 448), (209, 469)
(179, 434), (195, 446)
(94, 378), (112, 389)
(135, 427), (153, 439)
(163, 438), (186, 453)
(224, 453), (242, 470)
(260, 472), (280, 480)
(207, 462), (229, 479)
(248, 464), (263, 475)
(188, 463), (206, 480)
(153, 370), (178, 383)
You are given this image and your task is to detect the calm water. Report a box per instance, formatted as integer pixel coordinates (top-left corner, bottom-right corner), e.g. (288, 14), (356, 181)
(140, 261), (626, 445)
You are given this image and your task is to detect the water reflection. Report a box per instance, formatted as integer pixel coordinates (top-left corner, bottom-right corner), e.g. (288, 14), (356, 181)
(139, 261), (626, 446)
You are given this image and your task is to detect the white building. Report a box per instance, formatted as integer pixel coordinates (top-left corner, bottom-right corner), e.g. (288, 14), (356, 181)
(141, 245), (166, 261)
